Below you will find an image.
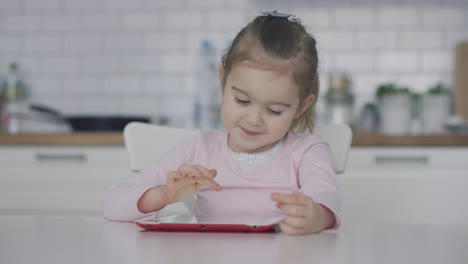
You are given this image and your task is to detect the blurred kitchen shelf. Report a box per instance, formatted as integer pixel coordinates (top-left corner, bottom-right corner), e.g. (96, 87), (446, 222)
(0, 132), (468, 146)
(0, 132), (123, 145)
(353, 133), (468, 146)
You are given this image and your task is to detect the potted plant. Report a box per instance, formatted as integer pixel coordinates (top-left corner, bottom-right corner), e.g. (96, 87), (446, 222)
(375, 83), (413, 134)
(421, 82), (452, 134)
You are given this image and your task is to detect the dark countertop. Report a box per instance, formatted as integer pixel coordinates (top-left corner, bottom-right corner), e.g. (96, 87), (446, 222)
(1, 132), (468, 146)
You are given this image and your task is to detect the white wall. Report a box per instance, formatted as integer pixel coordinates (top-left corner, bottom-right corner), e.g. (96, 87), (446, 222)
(0, 0), (467, 126)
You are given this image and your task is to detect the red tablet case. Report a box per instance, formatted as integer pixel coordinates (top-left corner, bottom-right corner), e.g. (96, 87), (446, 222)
(136, 214), (282, 233)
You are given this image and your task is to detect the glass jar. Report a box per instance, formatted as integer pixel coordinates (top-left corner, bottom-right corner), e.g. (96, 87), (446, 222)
(359, 103), (378, 133)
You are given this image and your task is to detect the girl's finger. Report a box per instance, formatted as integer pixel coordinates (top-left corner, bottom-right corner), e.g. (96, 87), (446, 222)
(271, 192), (308, 205)
(278, 221), (305, 236)
(166, 171), (182, 184)
(192, 176), (222, 191)
(280, 204), (306, 217)
(282, 215), (307, 229)
(172, 175), (199, 189)
(172, 172), (221, 192)
(178, 164), (202, 177)
(192, 164), (217, 179)
(178, 164), (215, 179)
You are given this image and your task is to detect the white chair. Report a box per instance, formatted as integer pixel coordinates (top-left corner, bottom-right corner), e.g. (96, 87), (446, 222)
(124, 122), (352, 174)
(124, 123), (199, 173)
(123, 122), (352, 214)
(314, 123), (353, 174)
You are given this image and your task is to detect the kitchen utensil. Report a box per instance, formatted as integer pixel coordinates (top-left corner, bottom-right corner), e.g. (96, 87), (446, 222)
(29, 104), (151, 132)
(1, 102), (72, 133)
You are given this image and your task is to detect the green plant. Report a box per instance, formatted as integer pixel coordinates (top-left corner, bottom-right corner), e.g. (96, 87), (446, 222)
(376, 83), (411, 98)
(411, 92), (421, 100)
(427, 82), (451, 95)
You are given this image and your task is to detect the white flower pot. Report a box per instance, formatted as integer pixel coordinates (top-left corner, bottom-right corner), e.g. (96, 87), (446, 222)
(421, 94), (451, 134)
(378, 94), (412, 135)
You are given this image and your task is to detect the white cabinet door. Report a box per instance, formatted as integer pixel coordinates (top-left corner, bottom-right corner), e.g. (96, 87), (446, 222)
(0, 146), (130, 215)
(340, 147), (468, 225)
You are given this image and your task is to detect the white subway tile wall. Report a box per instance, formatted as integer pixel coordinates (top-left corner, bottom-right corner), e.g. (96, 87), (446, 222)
(378, 8), (419, 27)
(0, 0), (467, 126)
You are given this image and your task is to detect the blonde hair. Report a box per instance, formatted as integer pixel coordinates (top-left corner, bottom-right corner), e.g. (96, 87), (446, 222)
(221, 14), (319, 133)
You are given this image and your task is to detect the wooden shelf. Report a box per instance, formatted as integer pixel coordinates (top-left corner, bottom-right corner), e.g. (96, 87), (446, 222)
(0, 132), (124, 146)
(1, 132), (468, 146)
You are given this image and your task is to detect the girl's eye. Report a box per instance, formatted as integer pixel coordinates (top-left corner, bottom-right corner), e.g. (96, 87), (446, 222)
(268, 109), (282, 116)
(235, 98), (250, 104)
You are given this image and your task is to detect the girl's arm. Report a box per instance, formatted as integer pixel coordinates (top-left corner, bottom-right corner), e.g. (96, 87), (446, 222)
(101, 164), (168, 222)
(270, 140), (341, 235)
(102, 163), (221, 221)
(136, 185), (166, 214)
(137, 166), (221, 214)
(102, 134), (210, 221)
(271, 192), (335, 235)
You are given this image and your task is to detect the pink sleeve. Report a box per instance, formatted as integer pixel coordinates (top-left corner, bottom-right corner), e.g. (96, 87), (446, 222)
(297, 141), (342, 231)
(101, 135), (196, 222)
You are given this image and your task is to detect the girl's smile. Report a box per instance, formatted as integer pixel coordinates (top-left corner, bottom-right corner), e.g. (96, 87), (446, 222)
(241, 127), (261, 136)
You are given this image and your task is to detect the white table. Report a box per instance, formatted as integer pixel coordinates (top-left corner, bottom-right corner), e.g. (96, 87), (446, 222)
(1, 214), (467, 264)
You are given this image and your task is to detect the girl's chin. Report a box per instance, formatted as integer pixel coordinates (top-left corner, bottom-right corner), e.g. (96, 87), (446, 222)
(231, 142), (252, 153)
(234, 141), (269, 153)
(229, 138), (257, 153)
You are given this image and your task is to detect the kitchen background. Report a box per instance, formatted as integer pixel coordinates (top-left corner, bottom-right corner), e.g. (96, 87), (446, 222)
(1, 0), (467, 129)
(1, 0), (468, 223)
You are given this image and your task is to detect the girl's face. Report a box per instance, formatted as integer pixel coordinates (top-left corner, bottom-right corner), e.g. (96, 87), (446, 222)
(221, 62), (307, 153)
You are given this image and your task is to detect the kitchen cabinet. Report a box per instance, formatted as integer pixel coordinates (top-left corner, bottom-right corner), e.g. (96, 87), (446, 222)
(339, 147), (468, 225)
(1, 140), (468, 225)
(0, 146), (129, 215)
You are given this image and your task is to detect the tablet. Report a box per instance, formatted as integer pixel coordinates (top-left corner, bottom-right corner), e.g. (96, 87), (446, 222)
(136, 214), (284, 233)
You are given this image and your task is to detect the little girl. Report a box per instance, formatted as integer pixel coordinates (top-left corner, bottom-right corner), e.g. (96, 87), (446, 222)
(103, 11), (341, 235)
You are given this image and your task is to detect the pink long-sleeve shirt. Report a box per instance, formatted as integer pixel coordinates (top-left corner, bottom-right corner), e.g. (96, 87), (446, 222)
(102, 130), (342, 229)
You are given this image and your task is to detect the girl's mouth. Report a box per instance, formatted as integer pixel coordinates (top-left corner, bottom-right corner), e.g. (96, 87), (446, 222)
(241, 127), (261, 136)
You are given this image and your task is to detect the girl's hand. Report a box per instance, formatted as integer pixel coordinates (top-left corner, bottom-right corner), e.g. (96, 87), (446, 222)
(271, 192), (335, 235)
(160, 164), (222, 205)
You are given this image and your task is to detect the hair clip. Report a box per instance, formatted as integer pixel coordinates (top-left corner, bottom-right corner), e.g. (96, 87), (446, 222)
(261, 10), (298, 23)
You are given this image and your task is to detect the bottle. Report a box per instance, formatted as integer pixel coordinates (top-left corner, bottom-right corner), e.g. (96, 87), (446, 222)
(323, 72), (355, 128)
(193, 40), (221, 130)
(1, 62), (26, 134)
(2, 62), (25, 100)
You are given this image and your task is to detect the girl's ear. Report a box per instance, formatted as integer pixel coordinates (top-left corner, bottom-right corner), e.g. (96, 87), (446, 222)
(295, 94), (315, 119)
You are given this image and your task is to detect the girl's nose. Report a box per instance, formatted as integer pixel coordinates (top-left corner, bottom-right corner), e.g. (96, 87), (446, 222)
(244, 108), (263, 126)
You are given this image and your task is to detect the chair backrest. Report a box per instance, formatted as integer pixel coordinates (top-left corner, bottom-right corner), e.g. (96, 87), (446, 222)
(124, 122), (199, 172)
(314, 123), (353, 174)
(124, 122), (352, 174)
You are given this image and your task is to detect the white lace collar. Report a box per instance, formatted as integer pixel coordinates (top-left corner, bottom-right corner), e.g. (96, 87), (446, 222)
(228, 136), (286, 171)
